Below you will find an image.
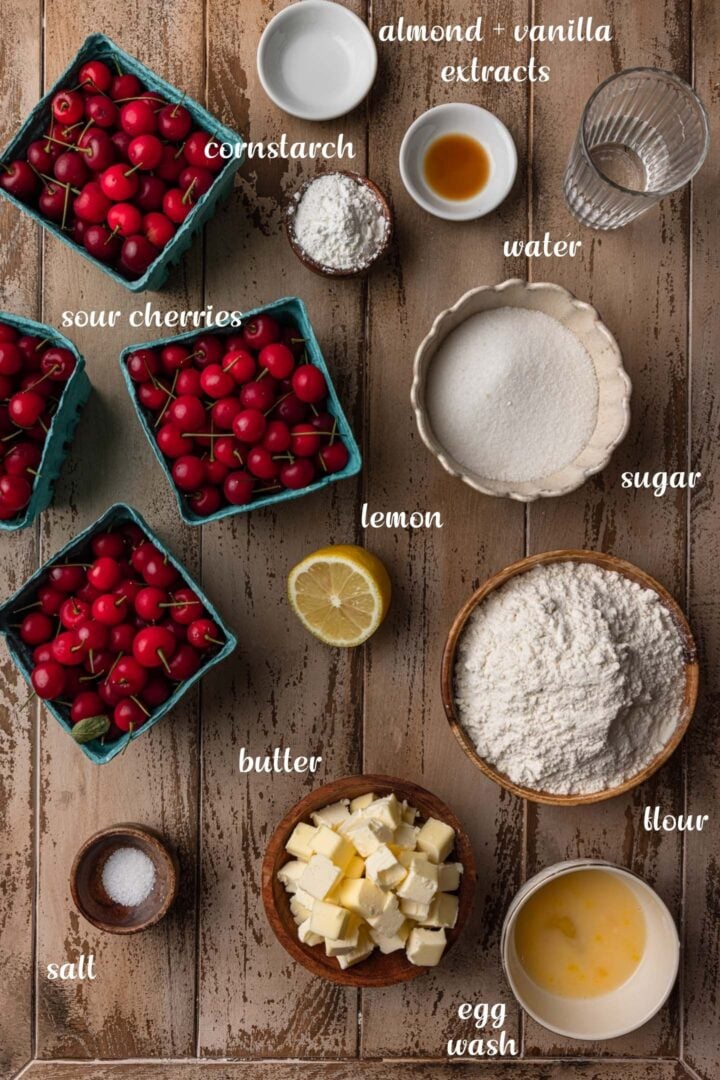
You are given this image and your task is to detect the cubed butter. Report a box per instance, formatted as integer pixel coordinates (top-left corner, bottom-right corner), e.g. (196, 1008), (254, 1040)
(416, 818), (455, 863)
(298, 853), (343, 900)
(437, 862), (464, 892)
(365, 844), (407, 889)
(337, 878), (386, 920)
(297, 918), (323, 946)
(309, 899), (350, 940)
(365, 794), (403, 830)
(325, 914), (362, 957)
(394, 823), (420, 849)
(293, 886), (316, 910)
(285, 822), (317, 861)
(337, 925), (375, 970)
(367, 892), (405, 937)
(311, 799), (350, 830)
(400, 897), (431, 920)
(344, 855), (365, 879)
(277, 859), (306, 893)
(421, 892), (459, 929)
(350, 792), (375, 813)
(370, 920), (411, 954)
(310, 825), (357, 871)
(398, 849), (430, 869)
(396, 860), (438, 904)
(343, 817), (393, 857)
(406, 927), (447, 967)
(290, 895), (312, 925)
(401, 801), (419, 824)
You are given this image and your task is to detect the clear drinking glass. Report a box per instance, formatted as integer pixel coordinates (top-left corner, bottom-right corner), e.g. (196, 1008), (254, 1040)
(564, 68), (709, 230)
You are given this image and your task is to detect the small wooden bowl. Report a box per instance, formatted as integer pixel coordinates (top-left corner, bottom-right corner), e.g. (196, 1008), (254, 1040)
(442, 550), (699, 806)
(70, 823), (179, 934)
(262, 774), (477, 986)
(285, 170), (393, 278)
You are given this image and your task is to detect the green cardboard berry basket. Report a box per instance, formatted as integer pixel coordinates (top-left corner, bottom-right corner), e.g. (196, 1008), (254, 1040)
(0, 32), (244, 292)
(0, 503), (237, 764)
(119, 296), (363, 526)
(0, 312), (90, 531)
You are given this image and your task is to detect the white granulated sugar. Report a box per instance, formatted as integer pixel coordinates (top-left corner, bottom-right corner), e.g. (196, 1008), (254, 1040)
(102, 846), (156, 907)
(454, 562), (686, 795)
(426, 307), (599, 483)
(290, 173), (388, 271)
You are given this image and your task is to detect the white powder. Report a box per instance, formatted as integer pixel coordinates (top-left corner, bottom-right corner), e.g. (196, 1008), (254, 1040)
(454, 562), (686, 795)
(102, 846), (156, 907)
(289, 173), (389, 271)
(426, 307), (599, 483)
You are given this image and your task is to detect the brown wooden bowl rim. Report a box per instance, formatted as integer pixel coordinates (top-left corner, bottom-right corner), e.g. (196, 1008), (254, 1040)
(441, 550), (699, 807)
(285, 170), (393, 278)
(261, 774), (477, 986)
(70, 822), (180, 935)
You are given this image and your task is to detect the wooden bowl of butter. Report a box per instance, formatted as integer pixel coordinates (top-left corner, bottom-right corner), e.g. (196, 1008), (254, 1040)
(261, 774), (476, 986)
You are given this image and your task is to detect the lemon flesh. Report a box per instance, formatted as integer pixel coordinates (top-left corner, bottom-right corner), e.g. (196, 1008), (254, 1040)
(288, 545), (391, 647)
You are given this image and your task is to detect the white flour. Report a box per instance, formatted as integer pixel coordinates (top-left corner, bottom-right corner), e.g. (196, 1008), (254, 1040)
(426, 307), (598, 483)
(454, 561), (686, 795)
(289, 173), (388, 271)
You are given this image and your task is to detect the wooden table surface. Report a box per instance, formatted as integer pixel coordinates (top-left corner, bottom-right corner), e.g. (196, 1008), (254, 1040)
(1, 1), (718, 1078)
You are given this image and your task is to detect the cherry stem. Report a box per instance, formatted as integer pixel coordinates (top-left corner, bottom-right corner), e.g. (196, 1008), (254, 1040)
(154, 369), (179, 427)
(130, 695), (150, 716)
(107, 652), (124, 679)
(114, 594), (128, 607)
(170, 93), (186, 118)
(204, 635), (224, 645)
(181, 178), (197, 206)
(157, 649), (171, 674)
(14, 600), (41, 612)
(265, 391), (291, 417)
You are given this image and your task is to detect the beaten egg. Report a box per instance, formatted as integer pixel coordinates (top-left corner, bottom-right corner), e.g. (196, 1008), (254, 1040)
(514, 869), (646, 998)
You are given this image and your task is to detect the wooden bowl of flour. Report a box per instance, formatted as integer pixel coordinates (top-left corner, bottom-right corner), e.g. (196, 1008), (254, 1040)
(285, 170), (393, 278)
(441, 550), (699, 806)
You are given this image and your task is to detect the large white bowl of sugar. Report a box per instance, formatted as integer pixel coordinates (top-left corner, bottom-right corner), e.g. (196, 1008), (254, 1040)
(411, 278), (631, 502)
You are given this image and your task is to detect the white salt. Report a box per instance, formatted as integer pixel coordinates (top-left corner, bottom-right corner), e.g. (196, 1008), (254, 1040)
(425, 307), (598, 483)
(102, 846), (156, 907)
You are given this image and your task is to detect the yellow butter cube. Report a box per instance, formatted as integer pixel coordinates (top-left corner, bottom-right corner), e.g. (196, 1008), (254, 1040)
(277, 859), (306, 893)
(350, 792), (375, 813)
(309, 899), (350, 940)
(299, 854), (343, 900)
(370, 919), (411, 954)
(311, 825), (357, 871)
(285, 822), (317, 861)
(337, 878), (386, 920)
(337, 925), (375, 970)
(297, 918), (323, 946)
(421, 892), (459, 929)
(311, 799), (351, 830)
(416, 817), (455, 863)
(345, 855), (365, 879)
(396, 860), (438, 904)
(437, 862), (463, 892)
(406, 927), (447, 967)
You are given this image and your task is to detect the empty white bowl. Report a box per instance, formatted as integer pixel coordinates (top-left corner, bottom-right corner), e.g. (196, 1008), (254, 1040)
(502, 860), (680, 1041)
(257, 1), (377, 121)
(399, 103), (517, 220)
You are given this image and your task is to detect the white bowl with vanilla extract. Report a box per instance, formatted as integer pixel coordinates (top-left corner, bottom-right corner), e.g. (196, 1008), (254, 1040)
(399, 103), (517, 220)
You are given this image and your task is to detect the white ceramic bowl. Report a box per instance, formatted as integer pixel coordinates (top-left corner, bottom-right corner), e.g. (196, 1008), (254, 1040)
(399, 103), (517, 220)
(411, 279), (632, 501)
(501, 860), (680, 1041)
(257, 1), (377, 121)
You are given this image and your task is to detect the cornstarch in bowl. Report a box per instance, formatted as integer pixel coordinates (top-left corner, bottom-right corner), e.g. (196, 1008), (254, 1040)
(453, 560), (688, 797)
(425, 307), (599, 484)
(286, 172), (391, 275)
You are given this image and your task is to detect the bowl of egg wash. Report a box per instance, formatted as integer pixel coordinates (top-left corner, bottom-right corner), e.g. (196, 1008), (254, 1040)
(502, 860), (680, 1040)
(399, 102), (517, 220)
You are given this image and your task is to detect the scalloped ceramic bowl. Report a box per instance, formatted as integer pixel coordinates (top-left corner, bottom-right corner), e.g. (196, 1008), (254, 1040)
(411, 279), (632, 501)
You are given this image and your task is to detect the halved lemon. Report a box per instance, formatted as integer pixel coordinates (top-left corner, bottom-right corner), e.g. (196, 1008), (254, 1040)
(288, 545), (392, 647)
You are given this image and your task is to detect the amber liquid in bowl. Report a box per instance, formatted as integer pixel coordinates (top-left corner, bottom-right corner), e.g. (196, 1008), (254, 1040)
(423, 133), (491, 201)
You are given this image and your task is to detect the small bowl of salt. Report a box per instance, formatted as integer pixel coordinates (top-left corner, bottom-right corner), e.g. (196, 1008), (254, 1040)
(286, 170), (392, 277)
(71, 823), (179, 934)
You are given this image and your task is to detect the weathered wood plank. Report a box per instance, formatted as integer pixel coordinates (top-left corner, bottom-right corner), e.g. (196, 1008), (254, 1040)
(22, 1059), (689, 1080)
(196, 0), (367, 1058)
(683, 0), (720, 1077)
(35, 0), (205, 1058)
(360, 0), (529, 1058)
(525, 0), (691, 1059)
(0, 1), (42, 1076)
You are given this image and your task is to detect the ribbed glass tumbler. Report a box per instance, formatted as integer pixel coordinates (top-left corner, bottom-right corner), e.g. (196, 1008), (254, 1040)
(564, 68), (709, 230)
